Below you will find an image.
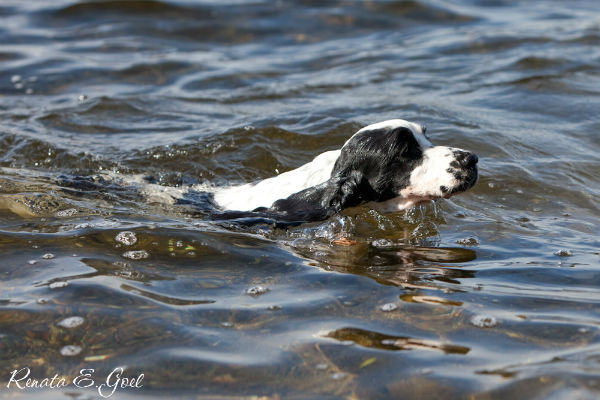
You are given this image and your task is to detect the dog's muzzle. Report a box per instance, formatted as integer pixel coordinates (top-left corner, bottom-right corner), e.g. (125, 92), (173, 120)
(450, 150), (478, 195)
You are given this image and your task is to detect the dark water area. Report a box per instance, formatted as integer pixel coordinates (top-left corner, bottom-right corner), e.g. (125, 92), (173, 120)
(1, 0), (599, 399)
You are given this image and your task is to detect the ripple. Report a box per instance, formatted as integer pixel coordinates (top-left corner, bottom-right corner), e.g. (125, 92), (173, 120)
(42, 0), (209, 21)
(38, 97), (153, 134)
(121, 284), (215, 306)
(512, 56), (569, 70)
(375, 0), (477, 23)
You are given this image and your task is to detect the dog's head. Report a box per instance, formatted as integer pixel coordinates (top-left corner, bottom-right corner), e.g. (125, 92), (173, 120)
(325, 119), (479, 211)
(269, 119), (478, 221)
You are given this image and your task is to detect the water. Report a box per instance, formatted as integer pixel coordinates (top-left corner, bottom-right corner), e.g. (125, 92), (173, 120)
(1, 0), (599, 398)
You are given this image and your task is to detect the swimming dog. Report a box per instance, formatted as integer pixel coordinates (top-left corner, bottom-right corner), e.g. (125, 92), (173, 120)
(210, 119), (478, 222)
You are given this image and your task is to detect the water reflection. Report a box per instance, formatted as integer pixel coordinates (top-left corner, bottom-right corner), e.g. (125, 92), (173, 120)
(290, 234), (477, 290)
(326, 327), (470, 355)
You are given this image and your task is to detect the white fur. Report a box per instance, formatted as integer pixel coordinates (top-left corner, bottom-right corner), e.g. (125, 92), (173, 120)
(400, 146), (462, 201)
(212, 150), (340, 211)
(370, 145), (469, 212)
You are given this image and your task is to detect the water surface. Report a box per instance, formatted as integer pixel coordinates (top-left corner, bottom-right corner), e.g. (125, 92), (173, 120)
(1, 1), (599, 399)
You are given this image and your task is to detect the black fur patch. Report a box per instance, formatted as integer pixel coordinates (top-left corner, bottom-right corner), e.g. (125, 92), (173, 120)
(262, 126), (425, 221)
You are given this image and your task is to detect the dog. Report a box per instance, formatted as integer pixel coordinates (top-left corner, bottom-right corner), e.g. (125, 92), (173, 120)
(208, 119), (478, 223)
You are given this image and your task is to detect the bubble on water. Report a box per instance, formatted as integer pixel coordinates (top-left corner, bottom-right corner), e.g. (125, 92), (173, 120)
(14, 82), (23, 89)
(60, 345), (82, 357)
(221, 321), (233, 327)
(49, 281), (68, 289)
(37, 298), (50, 304)
(57, 316), (85, 329)
(372, 238), (393, 248)
(56, 208), (77, 217)
(554, 249), (573, 257)
(331, 372), (347, 380)
(28, 260), (37, 265)
(315, 363), (328, 370)
(115, 231), (137, 246)
(470, 314), (498, 328)
(42, 253), (55, 259)
(380, 303), (398, 312)
(11, 75), (22, 83)
(78, 94), (87, 102)
(25, 88), (33, 95)
(246, 286), (268, 296)
(122, 250), (149, 260)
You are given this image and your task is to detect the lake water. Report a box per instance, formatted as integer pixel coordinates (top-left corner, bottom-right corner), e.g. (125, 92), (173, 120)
(1, 1), (599, 399)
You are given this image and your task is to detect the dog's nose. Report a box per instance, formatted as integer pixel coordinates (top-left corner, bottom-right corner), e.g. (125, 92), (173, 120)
(465, 153), (478, 167)
(456, 151), (478, 168)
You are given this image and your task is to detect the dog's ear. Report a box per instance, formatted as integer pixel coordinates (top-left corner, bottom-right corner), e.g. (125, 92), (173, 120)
(322, 170), (374, 213)
(265, 170), (375, 222)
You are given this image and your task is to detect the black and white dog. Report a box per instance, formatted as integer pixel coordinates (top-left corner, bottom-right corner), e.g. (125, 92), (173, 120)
(207, 119), (478, 222)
